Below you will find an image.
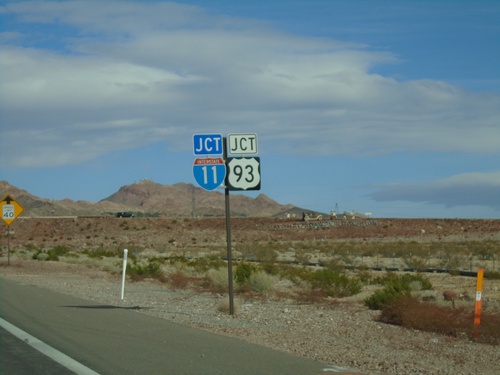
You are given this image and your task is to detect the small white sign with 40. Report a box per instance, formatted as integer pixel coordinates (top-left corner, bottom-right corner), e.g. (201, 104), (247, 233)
(3, 205), (14, 219)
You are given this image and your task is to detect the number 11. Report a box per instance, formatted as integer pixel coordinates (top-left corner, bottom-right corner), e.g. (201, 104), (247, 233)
(202, 166), (218, 184)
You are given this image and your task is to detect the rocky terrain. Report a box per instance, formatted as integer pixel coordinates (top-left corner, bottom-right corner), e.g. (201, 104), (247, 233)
(2, 180), (500, 374)
(6, 215), (500, 256)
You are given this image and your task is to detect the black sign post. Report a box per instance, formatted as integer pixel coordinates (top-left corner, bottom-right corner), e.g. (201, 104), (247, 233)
(2, 194), (24, 266)
(223, 137), (235, 315)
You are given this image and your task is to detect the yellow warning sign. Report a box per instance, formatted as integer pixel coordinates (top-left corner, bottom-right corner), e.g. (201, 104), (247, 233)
(1, 194), (24, 226)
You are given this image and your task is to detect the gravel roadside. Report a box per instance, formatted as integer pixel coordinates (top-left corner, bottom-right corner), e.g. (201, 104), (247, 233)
(1, 260), (499, 375)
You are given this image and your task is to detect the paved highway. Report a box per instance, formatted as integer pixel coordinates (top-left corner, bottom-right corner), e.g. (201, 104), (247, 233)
(0, 277), (349, 375)
(0, 325), (77, 375)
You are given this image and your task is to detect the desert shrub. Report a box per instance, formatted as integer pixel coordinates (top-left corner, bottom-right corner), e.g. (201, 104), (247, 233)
(168, 271), (197, 289)
(46, 245), (71, 261)
(404, 273), (433, 290)
(118, 245), (143, 258)
(167, 256), (197, 274)
(292, 289), (328, 304)
(321, 258), (345, 273)
(379, 296), (469, 335)
(477, 310), (500, 345)
(247, 271), (276, 292)
(402, 255), (428, 271)
(408, 280), (423, 292)
(24, 243), (40, 252)
(260, 261), (280, 275)
(372, 272), (432, 290)
(217, 299), (241, 314)
(206, 268), (229, 291)
(168, 255), (189, 265)
(234, 263), (256, 285)
(365, 272), (432, 310)
(356, 269), (372, 284)
(239, 244), (277, 263)
(188, 256), (225, 272)
(256, 247), (278, 262)
(378, 296), (500, 345)
(127, 259), (163, 281)
(438, 253), (467, 270)
(275, 264), (311, 286)
(148, 256), (166, 264)
(364, 284), (411, 310)
(51, 245), (71, 257)
(83, 248), (117, 259)
(295, 248), (312, 265)
(32, 250), (47, 261)
(310, 268), (362, 298)
(468, 240), (497, 260)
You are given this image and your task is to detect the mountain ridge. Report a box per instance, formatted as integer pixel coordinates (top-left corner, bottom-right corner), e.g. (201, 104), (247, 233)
(0, 180), (295, 218)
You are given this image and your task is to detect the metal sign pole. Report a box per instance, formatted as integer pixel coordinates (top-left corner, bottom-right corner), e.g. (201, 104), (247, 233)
(2, 194), (25, 266)
(223, 137), (234, 315)
(7, 226), (10, 266)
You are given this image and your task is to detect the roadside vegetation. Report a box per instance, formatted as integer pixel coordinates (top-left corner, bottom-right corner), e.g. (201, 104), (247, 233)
(6, 237), (500, 345)
(378, 296), (500, 345)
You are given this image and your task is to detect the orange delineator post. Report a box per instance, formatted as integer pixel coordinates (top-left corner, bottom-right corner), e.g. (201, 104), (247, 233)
(473, 268), (484, 339)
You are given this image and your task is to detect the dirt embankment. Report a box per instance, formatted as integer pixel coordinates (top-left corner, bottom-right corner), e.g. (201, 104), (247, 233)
(7, 217), (500, 249)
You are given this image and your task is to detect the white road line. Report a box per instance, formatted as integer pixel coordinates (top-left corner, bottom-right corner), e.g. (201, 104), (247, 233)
(0, 317), (100, 375)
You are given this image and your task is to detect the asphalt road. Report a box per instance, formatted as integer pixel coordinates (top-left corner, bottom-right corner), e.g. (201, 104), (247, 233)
(0, 325), (77, 375)
(0, 277), (336, 375)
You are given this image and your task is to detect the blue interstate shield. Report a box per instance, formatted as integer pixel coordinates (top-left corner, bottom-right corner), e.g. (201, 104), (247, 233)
(193, 157), (226, 191)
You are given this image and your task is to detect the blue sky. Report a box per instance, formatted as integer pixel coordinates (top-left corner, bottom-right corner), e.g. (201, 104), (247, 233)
(1, 0), (499, 218)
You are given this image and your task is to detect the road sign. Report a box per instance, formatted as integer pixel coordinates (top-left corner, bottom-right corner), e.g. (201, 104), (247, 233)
(1, 194), (24, 226)
(226, 157), (261, 191)
(227, 133), (258, 155)
(193, 157), (226, 191)
(193, 133), (223, 155)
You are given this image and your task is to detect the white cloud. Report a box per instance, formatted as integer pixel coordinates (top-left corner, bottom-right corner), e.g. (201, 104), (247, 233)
(1, 1), (499, 167)
(370, 171), (500, 210)
(1, 47), (189, 109)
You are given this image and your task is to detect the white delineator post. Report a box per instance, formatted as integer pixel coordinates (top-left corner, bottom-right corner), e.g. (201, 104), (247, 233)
(121, 249), (128, 300)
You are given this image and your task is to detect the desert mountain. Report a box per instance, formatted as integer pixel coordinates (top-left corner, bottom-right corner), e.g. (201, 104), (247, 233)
(0, 180), (295, 218)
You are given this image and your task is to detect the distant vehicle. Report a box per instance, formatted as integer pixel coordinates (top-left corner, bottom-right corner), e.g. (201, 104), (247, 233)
(302, 212), (323, 221)
(115, 212), (134, 218)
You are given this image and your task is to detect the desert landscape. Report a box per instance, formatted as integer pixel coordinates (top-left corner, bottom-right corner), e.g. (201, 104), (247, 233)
(1, 180), (500, 374)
